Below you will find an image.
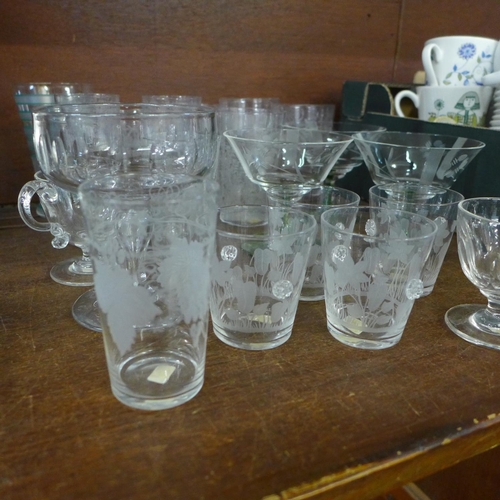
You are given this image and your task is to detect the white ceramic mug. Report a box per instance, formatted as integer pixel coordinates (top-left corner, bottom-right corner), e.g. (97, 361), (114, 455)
(395, 85), (493, 127)
(422, 36), (498, 86)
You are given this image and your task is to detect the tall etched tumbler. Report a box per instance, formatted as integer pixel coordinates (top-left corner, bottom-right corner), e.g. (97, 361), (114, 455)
(79, 173), (218, 410)
(322, 207), (436, 349)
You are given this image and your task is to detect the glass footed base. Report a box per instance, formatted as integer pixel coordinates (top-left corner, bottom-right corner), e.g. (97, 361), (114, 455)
(50, 258), (94, 287)
(72, 289), (102, 332)
(445, 304), (500, 350)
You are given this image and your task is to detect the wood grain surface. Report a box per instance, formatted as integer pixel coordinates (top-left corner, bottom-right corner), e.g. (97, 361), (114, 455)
(1, 0), (500, 205)
(2, 206), (500, 500)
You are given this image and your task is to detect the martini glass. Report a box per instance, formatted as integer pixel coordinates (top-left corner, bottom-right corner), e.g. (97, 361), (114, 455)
(352, 131), (485, 188)
(223, 127), (353, 207)
(33, 103), (218, 332)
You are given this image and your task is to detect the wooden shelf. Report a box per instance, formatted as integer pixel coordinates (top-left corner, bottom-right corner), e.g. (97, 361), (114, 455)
(2, 207), (500, 500)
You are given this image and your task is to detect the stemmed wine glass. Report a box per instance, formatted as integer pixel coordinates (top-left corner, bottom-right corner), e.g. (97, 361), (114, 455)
(223, 127), (353, 207)
(33, 102), (218, 332)
(445, 198), (500, 350)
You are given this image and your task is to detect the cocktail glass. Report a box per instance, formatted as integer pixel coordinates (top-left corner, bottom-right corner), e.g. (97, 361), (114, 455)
(223, 127), (352, 207)
(353, 131), (485, 187)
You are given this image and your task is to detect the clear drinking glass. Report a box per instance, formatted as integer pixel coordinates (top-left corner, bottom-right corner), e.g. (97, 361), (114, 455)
(293, 186), (360, 301)
(18, 172), (93, 286)
(33, 103), (218, 332)
(210, 205), (317, 350)
(322, 206), (437, 349)
(79, 173), (218, 410)
(445, 198), (500, 350)
(215, 98), (283, 207)
(223, 127), (353, 207)
(281, 103), (335, 129)
(353, 131), (485, 187)
(369, 182), (464, 296)
(14, 82), (92, 171)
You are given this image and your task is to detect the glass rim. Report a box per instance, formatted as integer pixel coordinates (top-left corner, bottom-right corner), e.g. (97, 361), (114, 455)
(458, 197), (500, 221)
(14, 83), (93, 94)
(223, 128), (353, 146)
(321, 206), (438, 242)
(32, 102), (215, 118)
(352, 131), (485, 151)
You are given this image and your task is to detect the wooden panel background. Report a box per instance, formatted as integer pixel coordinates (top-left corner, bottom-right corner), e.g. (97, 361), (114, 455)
(0, 0), (499, 204)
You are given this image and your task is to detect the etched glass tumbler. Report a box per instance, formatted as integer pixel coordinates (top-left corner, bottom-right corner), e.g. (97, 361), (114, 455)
(322, 206), (437, 349)
(79, 173), (218, 410)
(293, 186), (360, 301)
(210, 205), (317, 350)
(369, 182), (464, 296)
(34, 103), (218, 332)
(445, 198), (500, 350)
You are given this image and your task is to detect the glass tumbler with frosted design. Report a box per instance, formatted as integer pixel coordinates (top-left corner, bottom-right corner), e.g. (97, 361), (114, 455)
(79, 173), (218, 410)
(369, 182), (464, 296)
(322, 206), (437, 350)
(33, 103), (218, 332)
(210, 205), (317, 350)
(445, 198), (500, 350)
(293, 186), (360, 301)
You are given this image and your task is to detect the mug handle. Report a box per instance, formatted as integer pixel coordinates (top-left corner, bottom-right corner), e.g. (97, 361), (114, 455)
(17, 179), (52, 231)
(422, 43), (442, 86)
(394, 90), (419, 118)
(482, 70), (500, 86)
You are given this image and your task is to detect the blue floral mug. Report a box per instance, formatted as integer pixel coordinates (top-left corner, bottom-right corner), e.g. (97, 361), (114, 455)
(422, 36), (498, 87)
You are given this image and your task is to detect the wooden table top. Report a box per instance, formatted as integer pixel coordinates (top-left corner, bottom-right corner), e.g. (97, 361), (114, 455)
(2, 206), (500, 500)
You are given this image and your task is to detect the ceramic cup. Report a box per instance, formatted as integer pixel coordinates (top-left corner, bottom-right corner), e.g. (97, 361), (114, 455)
(422, 36), (498, 87)
(394, 85), (493, 126)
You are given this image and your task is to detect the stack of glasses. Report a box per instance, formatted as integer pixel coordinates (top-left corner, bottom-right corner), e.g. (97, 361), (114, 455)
(16, 85), (500, 413)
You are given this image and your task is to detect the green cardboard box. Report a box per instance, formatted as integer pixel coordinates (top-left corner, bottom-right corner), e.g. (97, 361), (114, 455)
(336, 80), (500, 200)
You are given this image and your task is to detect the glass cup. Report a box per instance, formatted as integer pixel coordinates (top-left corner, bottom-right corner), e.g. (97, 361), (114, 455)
(352, 131), (485, 188)
(281, 103), (335, 129)
(293, 186), (360, 301)
(215, 97), (283, 207)
(18, 172), (93, 286)
(34, 103), (218, 332)
(79, 173), (218, 410)
(14, 82), (92, 171)
(322, 206), (437, 349)
(210, 205), (317, 350)
(369, 182), (464, 296)
(445, 198), (500, 350)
